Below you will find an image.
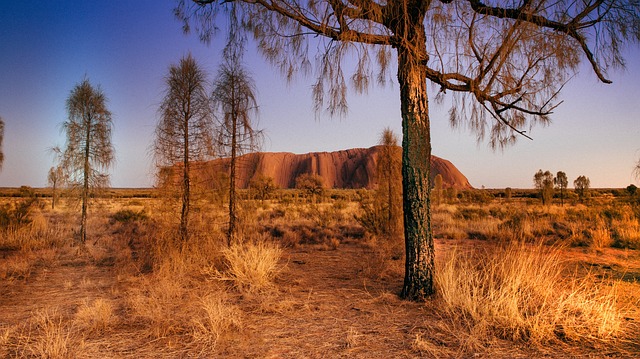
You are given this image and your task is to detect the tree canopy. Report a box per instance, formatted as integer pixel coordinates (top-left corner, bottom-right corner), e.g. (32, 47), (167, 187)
(178, 0), (639, 145)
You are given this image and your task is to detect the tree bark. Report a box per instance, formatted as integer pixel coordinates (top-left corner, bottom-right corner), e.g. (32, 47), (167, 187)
(396, 19), (435, 300)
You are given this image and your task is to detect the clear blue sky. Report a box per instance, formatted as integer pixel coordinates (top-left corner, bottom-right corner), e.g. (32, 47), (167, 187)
(1, 1), (638, 189)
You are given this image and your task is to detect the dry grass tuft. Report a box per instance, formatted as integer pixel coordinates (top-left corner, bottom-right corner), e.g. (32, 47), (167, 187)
(436, 241), (625, 348)
(360, 235), (404, 280)
(344, 327), (359, 348)
(20, 308), (73, 358)
(127, 274), (189, 339)
(214, 238), (283, 294)
(0, 253), (33, 281)
(611, 210), (640, 249)
(190, 292), (243, 351)
(75, 298), (116, 334)
(590, 217), (613, 249)
(412, 330), (456, 358)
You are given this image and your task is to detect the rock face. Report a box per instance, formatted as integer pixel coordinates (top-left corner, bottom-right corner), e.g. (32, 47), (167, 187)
(192, 146), (473, 190)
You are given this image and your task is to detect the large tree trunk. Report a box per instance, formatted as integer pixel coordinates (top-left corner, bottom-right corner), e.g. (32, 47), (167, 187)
(396, 20), (435, 300)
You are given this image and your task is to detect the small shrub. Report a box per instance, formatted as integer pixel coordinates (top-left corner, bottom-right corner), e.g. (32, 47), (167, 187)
(280, 229), (301, 248)
(295, 173), (325, 202)
(354, 202), (384, 236)
(0, 198), (37, 230)
(110, 209), (148, 223)
(455, 207), (489, 221)
(602, 206), (625, 221)
(498, 213), (532, 241)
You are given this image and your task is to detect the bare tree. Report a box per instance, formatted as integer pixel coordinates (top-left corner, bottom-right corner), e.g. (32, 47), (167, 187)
(534, 169), (554, 205)
(212, 49), (262, 245)
(376, 128), (403, 237)
(48, 166), (65, 210)
(177, 0), (640, 299)
(574, 175), (590, 202)
(154, 54), (214, 242)
(554, 171), (568, 206)
(61, 78), (115, 243)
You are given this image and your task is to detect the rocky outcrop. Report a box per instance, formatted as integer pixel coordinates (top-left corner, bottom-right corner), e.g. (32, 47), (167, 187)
(190, 146), (472, 190)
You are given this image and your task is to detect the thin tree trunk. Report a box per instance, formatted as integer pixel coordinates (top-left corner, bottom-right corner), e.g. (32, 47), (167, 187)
(387, 148), (393, 236)
(396, 21), (435, 300)
(228, 112), (238, 246)
(81, 115), (91, 243)
(181, 101), (191, 243)
(52, 182), (56, 210)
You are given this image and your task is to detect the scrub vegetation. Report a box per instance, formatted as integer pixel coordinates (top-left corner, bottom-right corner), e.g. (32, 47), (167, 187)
(0, 187), (639, 358)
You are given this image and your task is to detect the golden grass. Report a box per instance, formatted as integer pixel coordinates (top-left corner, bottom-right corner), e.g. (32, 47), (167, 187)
(590, 217), (614, 249)
(436, 241), (625, 349)
(344, 326), (359, 348)
(18, 308), (73, 358)
(190, 292), (243, 351)
(215, 237), (283, 293)
(0, 253), (33, 281)
(75, 298), (116, 334)
(126, 273), (192, 339)
(611, 210), (640, 249)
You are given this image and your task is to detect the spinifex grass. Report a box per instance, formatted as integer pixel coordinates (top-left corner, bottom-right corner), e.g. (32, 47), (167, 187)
(436, 241), (624, 348)
(216, 238), (283, 294)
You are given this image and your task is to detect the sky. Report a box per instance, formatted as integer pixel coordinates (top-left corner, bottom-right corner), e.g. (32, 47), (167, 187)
(0, 0), (639, 189)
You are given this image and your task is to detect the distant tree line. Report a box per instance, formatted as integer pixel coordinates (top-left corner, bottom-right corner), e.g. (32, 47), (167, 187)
(532, 170), (590, 205)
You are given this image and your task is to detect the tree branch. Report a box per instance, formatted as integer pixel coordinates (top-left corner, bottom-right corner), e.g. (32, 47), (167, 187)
(466, 0), (613, 83)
